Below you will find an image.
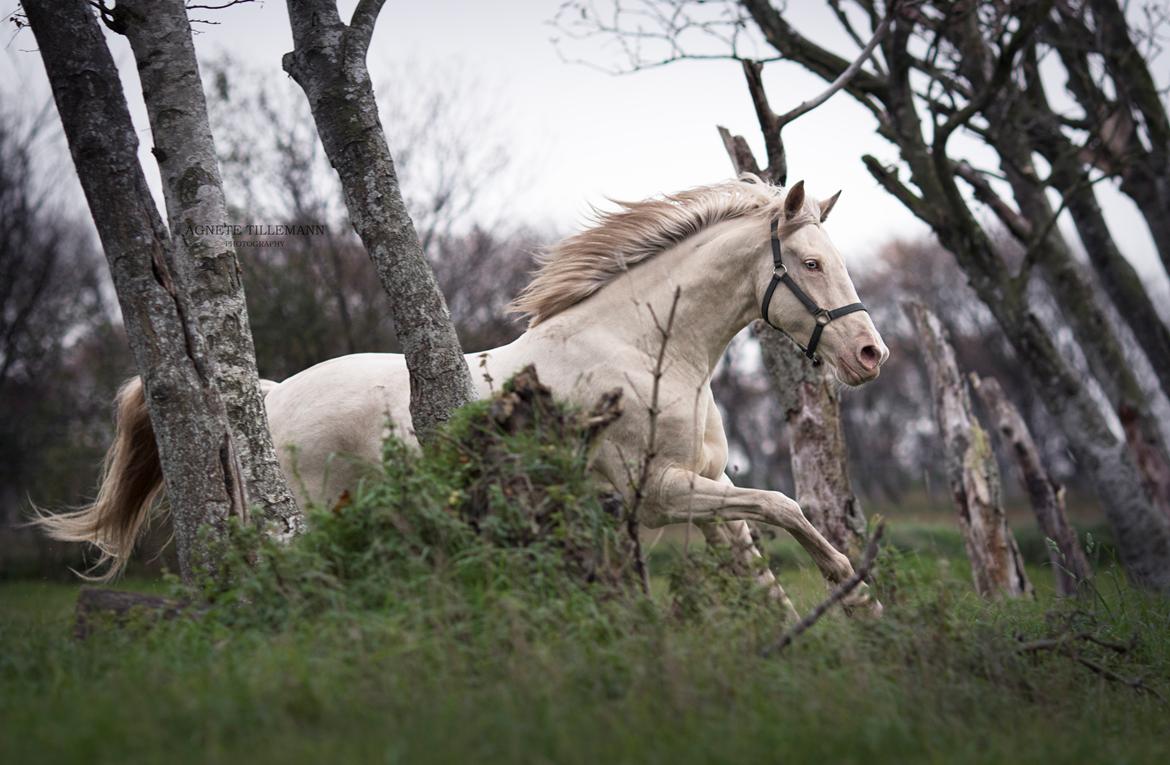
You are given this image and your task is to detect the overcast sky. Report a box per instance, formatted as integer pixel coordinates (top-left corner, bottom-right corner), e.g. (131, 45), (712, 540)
(2, 0), (1165, 283)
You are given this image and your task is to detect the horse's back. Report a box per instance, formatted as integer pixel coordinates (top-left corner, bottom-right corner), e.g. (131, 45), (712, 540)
(264, 353), (413, 505)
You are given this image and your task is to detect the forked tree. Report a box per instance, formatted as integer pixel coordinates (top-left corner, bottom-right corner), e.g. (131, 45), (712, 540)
(908, 302), (1032, 599)
(555, 0), (1170, 590)
(24, 0), (269, 580)
(113, 0), (303, 541)
(27, 0), (478, 578)
(282, 0), (475, 440)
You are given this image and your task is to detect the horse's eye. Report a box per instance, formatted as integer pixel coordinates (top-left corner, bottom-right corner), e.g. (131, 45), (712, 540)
(803, 259), (820, 271)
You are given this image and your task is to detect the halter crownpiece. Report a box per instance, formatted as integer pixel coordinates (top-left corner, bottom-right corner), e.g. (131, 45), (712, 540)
(760, 218), (868, 366)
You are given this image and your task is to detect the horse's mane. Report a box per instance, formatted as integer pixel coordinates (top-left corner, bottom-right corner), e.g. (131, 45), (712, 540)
(509, 175), (815, 327)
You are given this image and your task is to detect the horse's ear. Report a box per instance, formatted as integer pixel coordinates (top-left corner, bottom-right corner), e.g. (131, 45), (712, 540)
(784, 180), (806, 220)
(819, 190), (842, 222)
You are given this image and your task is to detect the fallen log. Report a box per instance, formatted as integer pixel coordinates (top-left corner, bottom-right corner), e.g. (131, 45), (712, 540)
(74, 588), (191, 640)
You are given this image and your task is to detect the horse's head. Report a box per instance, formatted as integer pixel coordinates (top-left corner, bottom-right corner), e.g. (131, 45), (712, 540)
(759, 181), (888, 386)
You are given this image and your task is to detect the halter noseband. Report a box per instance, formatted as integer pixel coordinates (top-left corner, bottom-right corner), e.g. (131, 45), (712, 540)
(761, 218), (868, 366)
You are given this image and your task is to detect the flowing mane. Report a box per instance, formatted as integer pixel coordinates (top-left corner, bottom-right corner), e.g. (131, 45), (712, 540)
(510, 175), (803, 326)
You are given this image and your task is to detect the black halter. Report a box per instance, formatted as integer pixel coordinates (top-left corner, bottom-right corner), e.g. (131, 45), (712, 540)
(761, 218), (868, 366)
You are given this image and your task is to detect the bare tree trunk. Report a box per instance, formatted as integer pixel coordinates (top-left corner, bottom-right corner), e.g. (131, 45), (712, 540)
(116, 0), (303, 540)
(713, 113), (867, 558)
(281, 0), (474, 440)
(998, 163), (1170, 522)
(1051, 0), (1170, 274)
(907, 302), (1032, 599)
(758, 327), (866, 557)
(25, 0), (245, 581)
(1048, 172), (1170, 406)
(972, 374), (1091, 596)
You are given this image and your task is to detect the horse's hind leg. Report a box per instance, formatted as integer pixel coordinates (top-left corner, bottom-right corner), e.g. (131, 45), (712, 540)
(654, 467), (881, 617)
(699, 516), (799, 621)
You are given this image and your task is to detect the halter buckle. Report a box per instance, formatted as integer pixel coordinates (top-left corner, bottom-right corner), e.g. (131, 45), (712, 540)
(773, 263), (788, 279)
(814, 308), (831, 326)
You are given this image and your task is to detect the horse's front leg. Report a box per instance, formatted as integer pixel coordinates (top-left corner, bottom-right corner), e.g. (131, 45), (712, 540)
(652, 467), (882, 617)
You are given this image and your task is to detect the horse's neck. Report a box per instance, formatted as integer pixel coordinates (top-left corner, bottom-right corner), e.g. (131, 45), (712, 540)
(566, 222), (761, 375)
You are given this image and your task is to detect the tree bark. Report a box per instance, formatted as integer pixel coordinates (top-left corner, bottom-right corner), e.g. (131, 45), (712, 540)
(281, 0), (474, 440)
(971, 373), (1091, 596)
(25, 0), (246, 581)
(758, 327), (866, 557)
(116, 0), (303, 540)
(908, 303), (1033, 599)
(995, 152), (1170, 522)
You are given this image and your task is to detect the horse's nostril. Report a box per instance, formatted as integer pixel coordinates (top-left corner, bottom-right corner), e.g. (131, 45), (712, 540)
(859, 345), (881, 370)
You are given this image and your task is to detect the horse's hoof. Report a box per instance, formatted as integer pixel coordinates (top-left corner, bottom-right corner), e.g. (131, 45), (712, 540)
(841, 582), (884, 619)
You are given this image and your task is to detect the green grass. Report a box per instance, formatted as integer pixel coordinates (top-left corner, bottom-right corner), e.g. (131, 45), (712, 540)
(2, 386), (1168, 764)
(3, 556), (1168, 765)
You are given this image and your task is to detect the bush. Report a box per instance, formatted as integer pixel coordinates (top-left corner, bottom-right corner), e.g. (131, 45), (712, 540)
(203, 366), (641, 630)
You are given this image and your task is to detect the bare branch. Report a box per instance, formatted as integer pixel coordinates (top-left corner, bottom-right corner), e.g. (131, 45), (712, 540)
(954, 160), (1032, 241)
(861, 154), (937, 226)
(716, 125), (761, 176)
(185, 1), (255, 9)
(550, 0), (771, 75)
(625, 285), (683, 597)
(349, 0), (386, 53)
(934, 3), (1050, 156)
(764, 522), (885, 656)
(1016, 631), (1163, 700)
(774, 9), (893, 127)
(740, 59), (784, 180)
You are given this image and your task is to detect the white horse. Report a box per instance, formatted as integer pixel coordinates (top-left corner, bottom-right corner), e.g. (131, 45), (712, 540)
(43, 177), (888, 614)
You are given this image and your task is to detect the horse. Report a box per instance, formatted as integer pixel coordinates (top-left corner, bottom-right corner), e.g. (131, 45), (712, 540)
(39, 176), (888, 616)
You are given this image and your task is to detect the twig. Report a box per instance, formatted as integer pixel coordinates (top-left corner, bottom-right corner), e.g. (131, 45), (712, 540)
(773, 11), (892, 128)
(1016, 632), (1162, 700)
(730, 8), (891, 185)
(1072, 655), (1161, 701)
(764, 521), (885, 656)
(625, 285), (682, 596)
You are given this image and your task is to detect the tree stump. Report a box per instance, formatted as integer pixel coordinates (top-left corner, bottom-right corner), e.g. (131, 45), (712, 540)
(907, 302), (1032, 599)
(971, 373), (1091, 595)
(758, 324), (867, 557)
(74, 588), (191, 640)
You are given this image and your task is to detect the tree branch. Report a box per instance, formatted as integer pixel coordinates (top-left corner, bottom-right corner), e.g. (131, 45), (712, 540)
(774, 10), (893, 127)
(348, 0), (385, 53)
(716, 125), (761, 176)
(954, 160), (1032, 241)
(861, 154), (937, 226)
(764, 522), (885, 656)
(934, 3), (1049, 155)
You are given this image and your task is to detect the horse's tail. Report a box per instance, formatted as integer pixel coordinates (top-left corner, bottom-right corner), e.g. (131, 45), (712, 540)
(33, 376), (162, 580)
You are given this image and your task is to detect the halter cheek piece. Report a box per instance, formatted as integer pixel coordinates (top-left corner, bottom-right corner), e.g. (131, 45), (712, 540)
(760, 218), (868, 366)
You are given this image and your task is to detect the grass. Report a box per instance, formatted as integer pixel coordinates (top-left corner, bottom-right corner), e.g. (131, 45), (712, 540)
(2, 381), (1168, 764)
(3, 556), (1168, 765)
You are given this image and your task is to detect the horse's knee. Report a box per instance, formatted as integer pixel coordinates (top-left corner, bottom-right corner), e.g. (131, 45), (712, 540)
(826, 550), (854, 583)
(761, 492), (805, 529)
(761, 494), (853, 582)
